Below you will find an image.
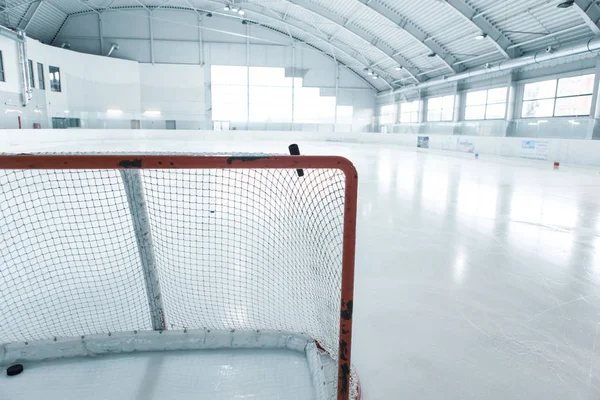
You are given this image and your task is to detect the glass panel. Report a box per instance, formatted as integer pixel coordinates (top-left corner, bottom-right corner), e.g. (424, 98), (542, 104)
(427, 109), (442, 122)
(28, 60), (34, 88)
(554, 95), (592, 117)
(249, 86), (292, 122)
(401, 100), (419, 113)
(523, 79), (556, 100)
(211, 65), (247, 85)
(487, 87), (507, 104)
(442, 106), (454, 121)
(522, 99), (555, 118)
(466, 90), (486, 106)
(37, 63), (45, 90)
(249, 67), (292, 87)
(211, 85), (248, 122)
(465, 105), (486, 120)
(442, 95), (455, 110)
(0, 51), (4, 82)
(294, 87), (335, 123)
(557, 74), (594, 97)
(49, 66), (61, 92)
(428, 96), (443, 110)
(485, 103), (506, 119)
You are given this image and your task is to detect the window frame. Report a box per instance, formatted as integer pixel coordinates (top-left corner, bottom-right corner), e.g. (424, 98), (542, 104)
(426, 94), (455, 122)
(0, 51), (5, 82)
(521, 73), (595, 119)
(28, 59), (35, 89)
(399, 100), (421, 124)
(49, 65), (62, 92)
(464, 87), (508, 121)
(379, 104), (397, 125)
(37, 62), (45, 90)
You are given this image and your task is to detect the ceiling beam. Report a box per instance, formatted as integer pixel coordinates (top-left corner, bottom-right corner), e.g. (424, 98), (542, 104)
(443, 0), (521, 59)
(273, 0), (422, 83)
(58, 5), (384, 90)
(17, 0), (41, 31)
(355, 0), (459, 74)
(573, 0), (600, 35)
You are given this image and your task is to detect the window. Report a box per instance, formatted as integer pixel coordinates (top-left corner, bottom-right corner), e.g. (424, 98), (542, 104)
(211, 65), (339, 124)
(380, 104), (396, 124)
(37, 63), (45, 90)
(49, 66), (61, 92)
(249, 67), (292, 123)
(522, 74), (594, 118)
(427, 95), (455, 122)
(400, 100), (420, 123)
(211, 66), (248, 122)
(0, 51), (5, 82)
(28, 60), (35, 89)
(465, 87), (507, 120)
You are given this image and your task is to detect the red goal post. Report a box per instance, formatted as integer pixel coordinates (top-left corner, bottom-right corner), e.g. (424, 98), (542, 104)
(0, 154), (359, 400)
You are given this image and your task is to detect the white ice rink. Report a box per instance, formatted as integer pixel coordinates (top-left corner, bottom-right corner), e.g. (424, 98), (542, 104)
(2, 135), (600, 399)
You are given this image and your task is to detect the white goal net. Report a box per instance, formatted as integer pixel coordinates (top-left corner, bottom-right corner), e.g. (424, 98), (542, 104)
(0, 154), (358, 400)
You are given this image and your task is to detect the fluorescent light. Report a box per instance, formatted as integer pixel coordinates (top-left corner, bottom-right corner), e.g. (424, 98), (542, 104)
(5, 109), (22, 114)
(224, 5), (230, 10)
(395, 66), (402, 71)
(367, 70), (373, 76)
(144, 110), (162, 117)
(107, 109), (123, 115)
(238, 9), (245, 15)
(528, 122), (538, 126)
(231, 7), (239, 12)
(475, 33), (487, 40)
(373, 75), (379, 80)
(64, 110), (69, 114)
(34, 109), (42, 113)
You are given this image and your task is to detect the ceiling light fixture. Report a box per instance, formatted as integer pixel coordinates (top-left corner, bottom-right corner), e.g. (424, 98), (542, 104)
(395, 66), (402, 71)
(238, 9), (245, 15)
(557, 0), (574, 8)
(475, 33), (487, 40)
(373, 75), (379, 80)
(367, 70), (373, 75)
(224, 5), (230, 11)
(231, 7), (239, 12)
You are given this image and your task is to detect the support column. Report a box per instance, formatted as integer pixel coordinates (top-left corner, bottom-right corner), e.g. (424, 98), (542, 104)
(98, 15), (104, 55)
(149, 10), (154, 65)
(291, 44), (295, 130)
(246, 24), (250, 128)
(120, 170), (166, 331)
(587, 56), (600, 140)
(334, 62), (339, 132)
(198, 14), (204, 66)
(505, 71), (518, 137)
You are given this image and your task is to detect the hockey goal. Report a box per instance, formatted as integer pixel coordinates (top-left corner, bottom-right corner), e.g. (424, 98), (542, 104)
(0, 154), (358, 400)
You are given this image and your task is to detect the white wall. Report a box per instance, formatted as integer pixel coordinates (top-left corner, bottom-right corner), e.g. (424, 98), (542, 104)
(53, 10), (376, 132)
(139, 63), (205, 130)
(0, 37), (208, 129)
(2, 129), (599, 168)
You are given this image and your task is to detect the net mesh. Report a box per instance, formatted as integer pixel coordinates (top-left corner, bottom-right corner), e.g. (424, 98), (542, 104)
(0, 166), (346, 363)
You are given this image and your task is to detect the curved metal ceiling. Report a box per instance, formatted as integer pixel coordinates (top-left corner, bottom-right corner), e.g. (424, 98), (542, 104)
(0, 0), (597, 92)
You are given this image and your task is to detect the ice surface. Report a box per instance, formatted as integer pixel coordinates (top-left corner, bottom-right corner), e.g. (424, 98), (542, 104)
(0, 349), (315, 400)
(3, 135), (600, 399)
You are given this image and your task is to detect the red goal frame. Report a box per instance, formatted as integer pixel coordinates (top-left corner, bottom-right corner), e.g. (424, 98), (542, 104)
(0, 154), (359, 400)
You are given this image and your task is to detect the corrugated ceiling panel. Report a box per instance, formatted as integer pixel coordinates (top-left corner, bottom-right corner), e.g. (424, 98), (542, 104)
(4, 0), (29, 28)
(25, 1), (66, 43)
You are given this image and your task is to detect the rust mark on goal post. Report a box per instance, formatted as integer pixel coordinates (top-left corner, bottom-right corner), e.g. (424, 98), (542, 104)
(0, 154), (360, 400)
